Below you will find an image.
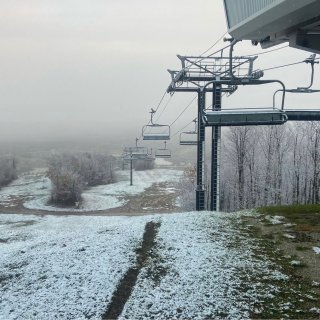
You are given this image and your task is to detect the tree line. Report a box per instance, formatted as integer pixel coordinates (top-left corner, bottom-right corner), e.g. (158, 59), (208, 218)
(221, 122), (320, 211)
(177, 122), (319, 212)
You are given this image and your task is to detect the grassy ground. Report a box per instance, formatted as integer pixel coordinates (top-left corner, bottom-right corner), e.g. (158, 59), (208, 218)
(257, 204), (320, 232)
(241, 204), (320, 318)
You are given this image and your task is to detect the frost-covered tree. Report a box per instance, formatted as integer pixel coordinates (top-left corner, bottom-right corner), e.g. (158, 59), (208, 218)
(0, 156), (17, 188)
(176, 165), (196, 211)
(219, 122), (320, 212)
(47, 152), (115, 206)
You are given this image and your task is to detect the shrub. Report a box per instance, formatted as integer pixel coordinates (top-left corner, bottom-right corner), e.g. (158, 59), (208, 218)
(47, 152), (115, 206)
(0, 156), (17, 188)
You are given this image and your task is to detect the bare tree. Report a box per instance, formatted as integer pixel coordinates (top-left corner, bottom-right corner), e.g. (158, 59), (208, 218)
(225, 126), (251, 209)
(176, 165), (196, 211)
(307, 122), (320, 203)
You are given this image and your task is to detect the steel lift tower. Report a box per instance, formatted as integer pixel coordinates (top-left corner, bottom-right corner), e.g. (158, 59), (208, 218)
(167, 53), (256, 210)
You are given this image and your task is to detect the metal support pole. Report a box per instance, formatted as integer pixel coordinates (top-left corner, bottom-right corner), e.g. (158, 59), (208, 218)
(196, 90), (206, 211)
(129, 148), (133, 186)
(211, 84), (222, 211)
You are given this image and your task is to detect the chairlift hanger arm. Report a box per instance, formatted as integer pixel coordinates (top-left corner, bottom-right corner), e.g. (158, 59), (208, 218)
(273, 55), (320, 107)
(201, 78), (286, 110)
(229, 39), (262, 80)
(297, 55), (319, 90)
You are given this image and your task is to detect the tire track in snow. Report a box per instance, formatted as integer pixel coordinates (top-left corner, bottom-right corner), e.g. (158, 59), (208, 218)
(102, 221), (160, 320)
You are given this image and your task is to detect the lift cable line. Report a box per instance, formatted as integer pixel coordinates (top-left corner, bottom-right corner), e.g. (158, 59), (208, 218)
(172, 119), (197, 137)
(154, 94), (173, 123)
(246, 44), (289, 57)
(169, 95), (197, 127)
(199, 32), (227, 57)
(185, 32), (228, 69)
(261, 56), (319, 72)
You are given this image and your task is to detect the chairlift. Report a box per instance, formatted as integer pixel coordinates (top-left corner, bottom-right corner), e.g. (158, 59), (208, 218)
(142, 108), (170, 140)
(155, 141), (171, 158)
(123, 138), (149, 160)
(179, 119), (198, 145)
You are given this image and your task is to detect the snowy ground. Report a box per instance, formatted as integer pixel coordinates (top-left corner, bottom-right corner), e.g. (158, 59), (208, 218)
(0, 169), (182, 212)
(0, 214), (148, 319)
(1, 211), (318, 319)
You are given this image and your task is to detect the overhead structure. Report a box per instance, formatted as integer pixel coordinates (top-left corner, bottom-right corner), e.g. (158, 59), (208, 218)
(179, 119), (198, 146)
(167, 41), (320, 212)
(155, 141), (171, 158)
(223, 0), (320, 53)
(142, 108), (170, 140)
(167, 53), (257, 211)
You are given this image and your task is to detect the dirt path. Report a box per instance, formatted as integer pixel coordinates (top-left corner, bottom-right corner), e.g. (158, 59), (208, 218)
(102, 221), (161, 319)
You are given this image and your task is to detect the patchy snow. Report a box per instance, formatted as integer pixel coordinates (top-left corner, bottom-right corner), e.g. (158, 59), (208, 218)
(283, 233), (296, 239)
(0, 213), (150, 319)
(0, 169), (182, 212)
(290, 260), (302, 266)
(283, 223), (296, 227)
(121, 211), (289, 320)
(1, 210), (314, 319)
(265, 215), (285, 224)
(310, 307), (320, 314)
(312, 246), (320, 254)
(154, 158), (173, 166)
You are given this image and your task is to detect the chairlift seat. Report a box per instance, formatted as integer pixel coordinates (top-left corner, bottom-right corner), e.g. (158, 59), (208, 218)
(285, 109), (320, 121)
(155, 149), (171, 158)
(203, 108), (288, 126)
(179, 131), (198, 146)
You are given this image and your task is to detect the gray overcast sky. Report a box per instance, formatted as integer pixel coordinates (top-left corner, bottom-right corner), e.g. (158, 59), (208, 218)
(0, 0), (318, 146)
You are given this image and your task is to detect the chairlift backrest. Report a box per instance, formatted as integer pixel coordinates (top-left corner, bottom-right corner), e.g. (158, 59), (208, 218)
(142, 108), (171, 140)
(142, 124), (171, 140)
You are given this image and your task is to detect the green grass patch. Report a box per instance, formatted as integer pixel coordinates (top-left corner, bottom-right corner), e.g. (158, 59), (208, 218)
(257, 204), (320, 216)
(295, 245), (309, 251)
(257, 204), (320, 231)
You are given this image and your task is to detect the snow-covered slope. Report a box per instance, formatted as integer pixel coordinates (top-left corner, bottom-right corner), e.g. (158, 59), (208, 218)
(0, 211), (300, 320)
(0, 169), (182, 212)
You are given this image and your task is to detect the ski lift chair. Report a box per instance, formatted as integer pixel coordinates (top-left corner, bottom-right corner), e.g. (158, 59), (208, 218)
(142, 108), (170, 140)
(179, 131), (198, 145)
(155, 141), (171, 158)
(179, 119), (198, 145)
